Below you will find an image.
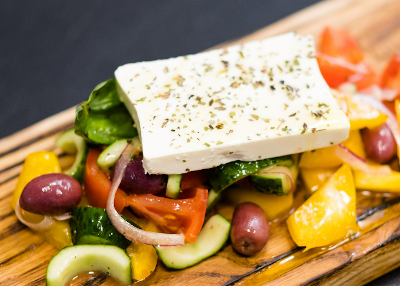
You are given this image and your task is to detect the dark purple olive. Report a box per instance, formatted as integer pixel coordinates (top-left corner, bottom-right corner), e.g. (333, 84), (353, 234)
(362, 123), (396, 163)
(19, 173), (82, 215)
(231, 202), (269, 256)
(119, 155), (167, 194)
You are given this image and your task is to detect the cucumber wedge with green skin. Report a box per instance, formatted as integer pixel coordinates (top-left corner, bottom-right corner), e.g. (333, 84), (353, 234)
(250, 166), (293, 195)
(97, 137), (142, 172)
(166, 174), (182, 199)
(46, 245), (132, 286)
(70, 207), (140, 249)
(206, 155), (293, 193)
(206, 188), (221, 212)
(155, 214), (230, 269)
(55, 129), (88, 183)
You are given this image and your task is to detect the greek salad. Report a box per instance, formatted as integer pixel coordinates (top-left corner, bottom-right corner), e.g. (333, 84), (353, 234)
(12, 27), (400, 285)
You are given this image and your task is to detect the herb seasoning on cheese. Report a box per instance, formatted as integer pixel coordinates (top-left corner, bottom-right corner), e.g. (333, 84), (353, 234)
(115, 32), (350, 174)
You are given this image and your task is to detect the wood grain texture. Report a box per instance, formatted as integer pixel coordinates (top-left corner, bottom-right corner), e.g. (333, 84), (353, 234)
(1, 0), (400, 285)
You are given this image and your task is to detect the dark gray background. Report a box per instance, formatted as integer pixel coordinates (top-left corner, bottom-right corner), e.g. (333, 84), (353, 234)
(0, 1), (398, 285)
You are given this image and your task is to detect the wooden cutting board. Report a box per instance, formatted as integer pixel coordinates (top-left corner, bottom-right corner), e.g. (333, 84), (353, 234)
(1, 0), (400, 285)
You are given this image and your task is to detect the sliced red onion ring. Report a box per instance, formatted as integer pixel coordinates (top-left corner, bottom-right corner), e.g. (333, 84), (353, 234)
(360, 85), (398, 102)
(335, 144), (391, 175)
(53, 213), (73, 221)
(260, 166), (294, 192)
(15, 201), (54, 230)
(106, 141), (185, 246)
(352, 93), (400, 160)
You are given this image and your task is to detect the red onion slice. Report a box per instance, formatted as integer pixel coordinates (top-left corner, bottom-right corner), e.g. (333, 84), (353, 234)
(352, 93), (400, 161)
(15, 201), (54, 230)
(335, 144), (391, 175)
(53, 213), (73, 221)
(360, 85), (398, 102)
(106, 141), (185, 246)
(260, 166), (294, 192)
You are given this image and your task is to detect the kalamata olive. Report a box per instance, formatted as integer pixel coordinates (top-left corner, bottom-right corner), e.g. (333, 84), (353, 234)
(230, 202), (269, 256)
(19, 173), (82, 215)
(361, 123), (396, 163)
(119, 155), (167, 194)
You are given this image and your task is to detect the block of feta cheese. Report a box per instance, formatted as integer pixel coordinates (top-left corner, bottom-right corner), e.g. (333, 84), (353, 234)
(115, 32), (350, 174)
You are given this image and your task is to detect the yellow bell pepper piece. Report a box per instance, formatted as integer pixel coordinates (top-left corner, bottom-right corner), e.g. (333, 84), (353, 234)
(12, 151), (62, 209)
(222, 186), (293, 221)
(346, 95), (388, 131)
(354, 164), (400, 192)
(39, 220), (72, 249)
(299, 130), (365, 169)
(126, 222), (158, 281)
(300, 167), (337, 193)
(287, 164), (357, 250)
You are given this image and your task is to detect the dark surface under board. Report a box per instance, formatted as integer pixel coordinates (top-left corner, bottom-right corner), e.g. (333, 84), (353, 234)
(1, 1), (399, 285)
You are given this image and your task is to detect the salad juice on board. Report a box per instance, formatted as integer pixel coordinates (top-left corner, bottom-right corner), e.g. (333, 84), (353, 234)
(12, 26), (400, 285)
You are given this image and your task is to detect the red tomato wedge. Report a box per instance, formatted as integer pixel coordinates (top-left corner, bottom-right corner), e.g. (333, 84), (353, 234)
(125, 188), (208, 243)
(320, 26), (364, 64)
(317, 27), (376, 89)
(317, 53), (376, 89)
(84, 149), (126, 213)
(381, 53), (400, 95)
(180, 170), (208, 190)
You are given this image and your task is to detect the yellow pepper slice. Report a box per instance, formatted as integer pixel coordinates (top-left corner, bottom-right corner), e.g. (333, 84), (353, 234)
(287, 164), (357, 250)
(222, 186), (293, 221)
(346, 95), (388, 130)
(299, 130), (365, 169)
(354, 163), (400, 192)
(39, 220), (72, 249)
(127, 221), (158, 281)
(12, 151), (62, 209)
(300, 167), (337, 193)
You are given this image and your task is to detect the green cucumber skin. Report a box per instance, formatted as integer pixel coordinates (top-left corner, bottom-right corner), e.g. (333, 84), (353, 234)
(155, 214), (230, 270)
(46, 245), (132, 286)
(206, 155), (293, 193)
(55, 129), (88, 183)
(250, 175), (287, 195)
(166, 174), (182, 199)
(70, 207), (139, 249)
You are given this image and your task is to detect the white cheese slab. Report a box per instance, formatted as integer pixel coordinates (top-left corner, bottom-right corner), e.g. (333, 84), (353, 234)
(115, 32), (350, 174)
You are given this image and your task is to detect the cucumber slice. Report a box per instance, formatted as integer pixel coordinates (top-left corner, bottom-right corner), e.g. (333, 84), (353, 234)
(55, 129), (88, 183)
(46, 245), (132, 286)
(206, 155), (293, 193)
(166, 174), (182, 199)
(155, 214), (230, 269)
(206, 189), (220, 212)
(250, 166), (293, 195)
(97, 137), (142, 172)
(70, 207), (140, 249)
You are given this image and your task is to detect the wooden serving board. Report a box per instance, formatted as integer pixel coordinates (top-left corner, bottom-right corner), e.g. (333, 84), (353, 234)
(1, 0), (400, 285)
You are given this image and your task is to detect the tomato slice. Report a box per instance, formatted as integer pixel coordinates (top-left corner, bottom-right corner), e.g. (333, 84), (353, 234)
(381, 53), (400, 94)
(320, 26), (364, 64)
(317, 53), (376, 89)
(84, 149), (126, 213)
(180, 170), (208, 190)
(317, 27), (376, 89)
(125, 188), (208, 243)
